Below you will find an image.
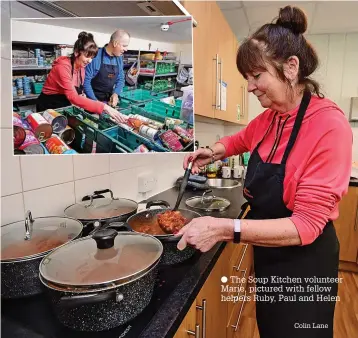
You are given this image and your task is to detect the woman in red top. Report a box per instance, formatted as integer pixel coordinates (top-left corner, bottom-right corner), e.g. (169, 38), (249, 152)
(178, 6), (352, 338)
(36, 32), (126, 124)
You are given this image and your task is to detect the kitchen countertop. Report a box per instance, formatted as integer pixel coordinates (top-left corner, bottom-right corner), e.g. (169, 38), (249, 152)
(1, 183), (246, 338)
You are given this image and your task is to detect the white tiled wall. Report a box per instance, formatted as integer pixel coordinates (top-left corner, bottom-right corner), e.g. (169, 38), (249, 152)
(248, 32), (358, 160)
(0, 2), (187, 225)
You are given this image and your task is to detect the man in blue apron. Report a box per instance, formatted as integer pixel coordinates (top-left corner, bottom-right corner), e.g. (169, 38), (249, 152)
(84, 30), (130, 107)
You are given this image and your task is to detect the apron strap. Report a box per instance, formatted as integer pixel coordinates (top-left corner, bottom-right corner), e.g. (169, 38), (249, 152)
(255, 111), (278, 150)
(281, 91), (311, 165)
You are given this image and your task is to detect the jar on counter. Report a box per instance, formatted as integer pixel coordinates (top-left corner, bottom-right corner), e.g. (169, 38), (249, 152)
(206, 163), (217, 178)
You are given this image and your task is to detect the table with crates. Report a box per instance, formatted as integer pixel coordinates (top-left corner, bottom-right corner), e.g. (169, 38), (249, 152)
(13, 88), (195, 155)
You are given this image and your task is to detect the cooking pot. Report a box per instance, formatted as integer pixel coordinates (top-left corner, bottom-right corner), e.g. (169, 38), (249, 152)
(39, 228), (163, 331)
(64, 189), (138, 236)
(1, 210), (83, 299)
(111, 200), (201, 265)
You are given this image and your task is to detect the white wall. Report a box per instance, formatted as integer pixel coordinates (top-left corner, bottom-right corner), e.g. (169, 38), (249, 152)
(175, 43), (193, 65)
(12, 20), (177, 52)
(1, 1), (186, 225)
(247, 32), (358, 161)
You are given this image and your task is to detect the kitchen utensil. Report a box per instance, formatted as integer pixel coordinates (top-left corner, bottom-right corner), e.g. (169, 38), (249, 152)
(64, 189), (138, 236)
(1, 211), (83, 298)
(116, 201), (201, 265)
(39, 229), (163, 331)
(185, 189), (231, 212)
(173, 158), (193, 211)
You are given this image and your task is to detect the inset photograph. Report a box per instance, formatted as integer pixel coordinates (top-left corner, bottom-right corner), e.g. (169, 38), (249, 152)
(12, 16), (194, 154)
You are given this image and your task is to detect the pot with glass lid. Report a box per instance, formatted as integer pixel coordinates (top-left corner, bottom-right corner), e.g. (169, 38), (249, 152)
(0, 210), (83, 299)
(39, 228), (163, 331)
(64, 189), (138, 236)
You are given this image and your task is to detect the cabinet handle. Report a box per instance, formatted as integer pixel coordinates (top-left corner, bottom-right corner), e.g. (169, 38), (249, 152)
(242, 85), (247, 117)
(212, 54), (219, 109)
(196, 299), (207, 338)
(233, 244), (248, 272)
(231, 291), (247, 332)
(355, 203), (358, 231)
(186, 324), (200, 338)
(219, 57), (222, 110)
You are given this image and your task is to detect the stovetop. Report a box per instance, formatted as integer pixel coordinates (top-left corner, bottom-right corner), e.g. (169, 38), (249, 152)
(1, 252), (202, 338)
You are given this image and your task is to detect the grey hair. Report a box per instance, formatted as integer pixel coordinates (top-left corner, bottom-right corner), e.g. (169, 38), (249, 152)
(110, 29), (130, 42)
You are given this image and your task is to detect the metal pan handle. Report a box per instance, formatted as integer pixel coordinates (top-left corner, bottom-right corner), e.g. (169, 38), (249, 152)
(146, 200), (171, 209)
(84, 189), (117, 208)
(59, 292), (124, 309)
(93, 189), (117, 200)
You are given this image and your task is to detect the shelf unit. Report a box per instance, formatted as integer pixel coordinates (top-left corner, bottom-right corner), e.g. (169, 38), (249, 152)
(13, 94), (40, 102)
(136, 51), (183, 95)
(12, 41), (58, 106)
(13, 66), (52, 71)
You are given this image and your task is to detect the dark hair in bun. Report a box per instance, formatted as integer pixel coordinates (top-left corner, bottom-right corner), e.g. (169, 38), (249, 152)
(276, 6), (307, 35)
(72, 31), (98, 59)
(236, 6), (323, 98)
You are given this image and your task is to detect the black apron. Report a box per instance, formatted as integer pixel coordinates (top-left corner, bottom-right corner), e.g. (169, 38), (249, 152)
(243, 91), (339, 338)
(90, 47), (120, 102)
(36, 58), (84, 112)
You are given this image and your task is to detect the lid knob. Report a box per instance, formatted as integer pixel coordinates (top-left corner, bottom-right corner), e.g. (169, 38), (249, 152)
(92, 229), (118, 249)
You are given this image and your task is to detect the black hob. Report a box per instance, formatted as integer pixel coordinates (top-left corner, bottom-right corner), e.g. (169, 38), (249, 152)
(1, 252), (201, 338)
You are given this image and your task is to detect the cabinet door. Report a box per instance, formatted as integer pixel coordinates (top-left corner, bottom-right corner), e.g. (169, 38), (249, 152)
(334, 186), (358, 262)
(195, 243), (231, 338)
(231, 39), (248, 125)
(174, 300), (199, 338)
(183, 1), (215, 118)
(210, 1), (234, 122)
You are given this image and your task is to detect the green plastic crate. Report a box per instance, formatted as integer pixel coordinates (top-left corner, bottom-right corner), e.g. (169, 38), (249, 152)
(135, 100), (181, 119)
(120, 89), (167, 104)
(31, 82), (44, 94)
(97, 126), (168, 153)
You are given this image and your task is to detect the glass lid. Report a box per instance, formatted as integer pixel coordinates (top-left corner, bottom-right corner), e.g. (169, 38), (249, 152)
(1, 211), (83, 262)
(185, 191), (230, 212)
(64, 189), (137, 220)
(39, 229), (163, 291)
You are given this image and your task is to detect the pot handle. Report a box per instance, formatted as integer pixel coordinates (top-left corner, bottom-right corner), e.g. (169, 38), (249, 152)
(146, 200), (170, 209)
(24, 210), (34, 241)
(94, 189), (117, 200)
(106, 222), (133, 232)
(85, 189), (118, 208)
(58, 292), (124, 309)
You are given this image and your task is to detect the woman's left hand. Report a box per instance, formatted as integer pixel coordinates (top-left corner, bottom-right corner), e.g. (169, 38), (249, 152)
(175, 216), (234, 252)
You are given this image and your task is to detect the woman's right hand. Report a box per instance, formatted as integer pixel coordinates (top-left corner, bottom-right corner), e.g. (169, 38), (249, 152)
(183, 148), (213, 174)
(103, 104), (128, 124)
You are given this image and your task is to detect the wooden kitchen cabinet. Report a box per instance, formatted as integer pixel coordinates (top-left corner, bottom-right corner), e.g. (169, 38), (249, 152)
(174, 242), (253, 338)
(183, 1), (248, 124)
(182, 1), (215, 118)
(195, 242), (232, 338)
(334, 186), (358, 271)
(173, 300), (199, 338)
